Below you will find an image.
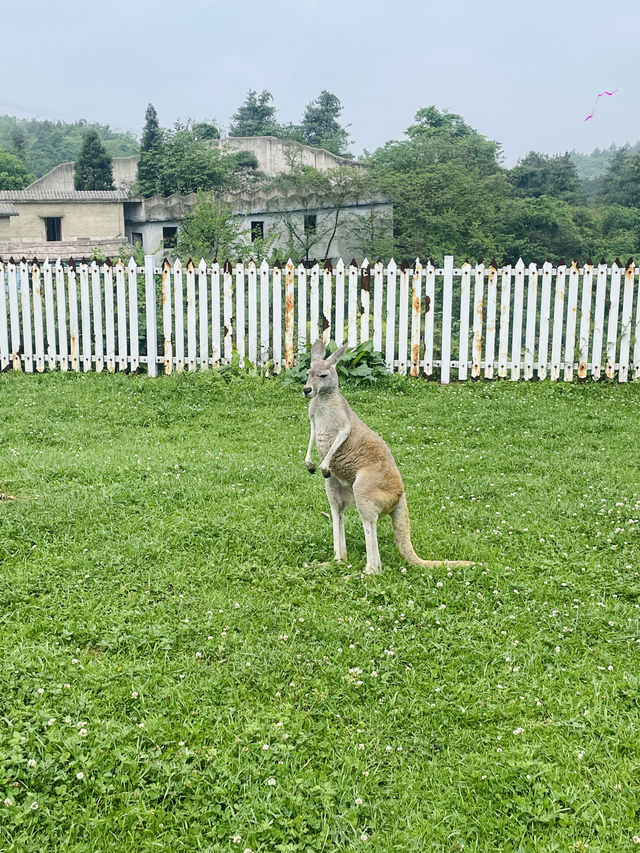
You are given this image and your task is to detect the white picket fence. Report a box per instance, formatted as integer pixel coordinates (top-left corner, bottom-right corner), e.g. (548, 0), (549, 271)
(1, 255), (640, 383)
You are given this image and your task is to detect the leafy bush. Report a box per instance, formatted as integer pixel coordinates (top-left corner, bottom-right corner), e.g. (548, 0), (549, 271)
(284, 339), (389, 387)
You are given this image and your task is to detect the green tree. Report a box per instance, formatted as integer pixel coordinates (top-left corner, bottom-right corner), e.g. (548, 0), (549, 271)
(137, 104), (165, 196)
(268, 165), (382, 262)
(299, 91), (351, 156)
(229, 90), (278, 137)
(74, 130), (114, 190)
(0, 147), (34, 189)
(598, 148), (640, 207)
(508, 152), (582, 203)
(159, 128), (239, 195)
(175, 193), (249, 261)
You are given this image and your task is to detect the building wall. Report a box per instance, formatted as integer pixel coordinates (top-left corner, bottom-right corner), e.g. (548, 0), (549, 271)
(0, 218), (10, 239)
(26, 156), (139, 193)
(214, 137), (361, 178)
(8, 202), (125, 242)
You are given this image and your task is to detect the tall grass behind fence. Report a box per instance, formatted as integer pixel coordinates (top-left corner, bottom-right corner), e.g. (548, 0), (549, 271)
(2, 255), (639, 383)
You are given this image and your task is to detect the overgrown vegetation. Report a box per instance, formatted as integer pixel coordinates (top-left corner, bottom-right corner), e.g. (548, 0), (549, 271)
(1, 372), (640, 851)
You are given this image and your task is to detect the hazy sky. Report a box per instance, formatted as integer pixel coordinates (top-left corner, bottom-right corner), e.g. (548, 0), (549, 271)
(3, 0), (638, 165)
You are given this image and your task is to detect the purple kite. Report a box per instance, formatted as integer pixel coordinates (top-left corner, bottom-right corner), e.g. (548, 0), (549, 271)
(585, 90), (617, 121)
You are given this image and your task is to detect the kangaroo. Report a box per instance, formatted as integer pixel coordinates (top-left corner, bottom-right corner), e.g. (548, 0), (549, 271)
(303, 340), (473, 574)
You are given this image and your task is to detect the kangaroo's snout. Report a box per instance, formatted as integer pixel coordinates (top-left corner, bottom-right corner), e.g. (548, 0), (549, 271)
(303, 385), (312, 397)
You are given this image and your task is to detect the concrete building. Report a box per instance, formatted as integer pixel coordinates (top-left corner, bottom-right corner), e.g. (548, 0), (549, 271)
(0, 142), (390, 263)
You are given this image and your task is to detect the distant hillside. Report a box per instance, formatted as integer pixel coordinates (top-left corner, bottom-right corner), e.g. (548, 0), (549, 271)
(0, 116), (139, 179)
(570, 141), (640, 181)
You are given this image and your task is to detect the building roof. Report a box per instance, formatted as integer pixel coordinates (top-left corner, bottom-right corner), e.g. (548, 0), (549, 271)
(0, 202), (18, 217)
(0, 190), (129, 203)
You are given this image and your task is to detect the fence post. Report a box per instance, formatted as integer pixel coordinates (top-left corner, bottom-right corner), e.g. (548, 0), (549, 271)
(441, 255), (454, 385)
(144, 255), (157, 377)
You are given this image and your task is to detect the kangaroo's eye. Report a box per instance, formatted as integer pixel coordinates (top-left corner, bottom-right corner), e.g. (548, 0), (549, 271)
(320, 373), (328, 378)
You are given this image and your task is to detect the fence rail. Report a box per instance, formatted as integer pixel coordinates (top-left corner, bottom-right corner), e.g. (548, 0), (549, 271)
(2, 255), (639, 383)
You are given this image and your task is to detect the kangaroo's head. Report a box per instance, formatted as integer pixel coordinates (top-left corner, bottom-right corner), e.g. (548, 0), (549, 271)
(303, 340), (347, 399)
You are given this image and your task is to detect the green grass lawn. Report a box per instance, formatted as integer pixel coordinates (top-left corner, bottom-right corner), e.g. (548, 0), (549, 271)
(1, 370), (640, 852)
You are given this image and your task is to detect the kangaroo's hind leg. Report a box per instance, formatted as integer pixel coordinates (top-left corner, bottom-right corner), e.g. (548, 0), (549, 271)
(324, 475), (354, 562)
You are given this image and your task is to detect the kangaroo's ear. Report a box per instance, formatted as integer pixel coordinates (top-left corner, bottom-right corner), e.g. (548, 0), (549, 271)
(311, 338), (326, 361)
(327, 343), (348, 366)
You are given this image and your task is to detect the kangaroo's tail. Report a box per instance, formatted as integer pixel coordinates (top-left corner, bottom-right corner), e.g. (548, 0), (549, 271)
(390, 493), (473, 568)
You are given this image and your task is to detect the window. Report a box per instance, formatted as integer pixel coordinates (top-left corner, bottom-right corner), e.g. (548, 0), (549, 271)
(162, 226), (177, 249)
(131, 232), (143, 247)
(304, 214), (317, 236)
(45, 217), (62, 242)
(251, 221), (264, 242)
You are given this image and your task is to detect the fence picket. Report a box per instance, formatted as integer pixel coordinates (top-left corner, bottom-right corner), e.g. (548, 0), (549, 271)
(20, 260), (33, 372)
(347, 259), (358, 348)
(335, 258), (346, 347)
(510, 259), (525, 380)
(78, 261), (91, 373)
(144, 255), (157, 376)
(497, 262), (511, 379)
(297, 263), (307, 354)
(372, 261), (383, 353)
(127, 258), (139, 372)
(198, 259), (209, 370)
(67, 263), (79, 372)
(309, 263), (320, 344)
(458, 261), (471, 381)
(172, 260), (184, 372)
(564, 260), (580, 382)
(322, 262), (332, 346)
(550, 263), (566, 381)
(186, 260), (197, 372)
(397, 262), (410, 375)
(284, 259), (295, 369)
(259, 259), (269, 367)
(524, 262), (537, 380)
(578, 262), (593, 379)
(247, 260), (257, 369)
(104, 263), (116, 373)
(334, 258), (345, 347)
(234, 262), (245, 369)
(273, 263), (282, 373)
(385, 259), (397, 372)
(31, 260), (45, 373)
(361, 259), (371, 345)
(635, 266), (640, 380)
(484, 262), (498, 380)
(618, 261), (635, 383)
(410, 260), (422, 377)
(42, 260), (56, 370)
(91, 261), (104, 373)
(211, 262), (221, 368)
(591, 262), (607, 379)
(55, 260), (68, 372)
(605, 261), (621, 379)
(472, 262), (484, 379)
(161, 260), (173, 374)
(423, 260), (435, 377)
(537, 261), (552, 380)
(0, 261), (8, 371)
(441, 255), (454, 385)
(223, 261), (233, 365)
(116, 260), (128, 372)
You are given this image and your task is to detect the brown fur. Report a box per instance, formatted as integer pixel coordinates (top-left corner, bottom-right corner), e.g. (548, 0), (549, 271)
(303, 340), (473, 574)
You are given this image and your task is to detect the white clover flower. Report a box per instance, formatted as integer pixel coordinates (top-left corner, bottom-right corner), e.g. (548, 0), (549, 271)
(513, 727), (525, 735)
(76, 771), (85, 780)
(131, 691), (139, 699)
(232, 834), (242, 844)
(78, 728), (88, 737)
(355, 797), (363, 805)
(30, 801), (38, 810)
(3, 798), (12, 806)
(27, 758), (36, 767)
(47, 718), (56, 726)
(266, 777), (276, 786)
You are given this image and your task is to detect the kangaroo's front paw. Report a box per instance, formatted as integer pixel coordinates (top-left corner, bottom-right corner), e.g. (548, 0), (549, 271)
(320, 466), (331, 478)
(305, 460), (316, 474)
